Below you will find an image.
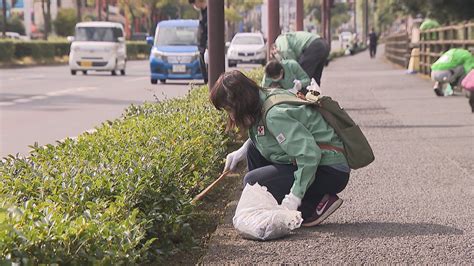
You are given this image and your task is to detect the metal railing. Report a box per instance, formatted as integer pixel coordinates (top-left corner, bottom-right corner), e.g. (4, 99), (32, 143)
(419, 22), (474, 76)
(384, 32), (410, 68)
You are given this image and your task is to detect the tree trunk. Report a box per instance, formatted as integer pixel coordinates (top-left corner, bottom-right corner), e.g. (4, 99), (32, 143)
(41, 0), (52, 40)
(225, 0), (230, 41)
(148, 6), (155, 35)
(105, 0), (109, 21)
(2, 0), (7, 39)
(76, 0), (82, 22)
(129, 8), (136, 35)
(98, 0), (102, 20)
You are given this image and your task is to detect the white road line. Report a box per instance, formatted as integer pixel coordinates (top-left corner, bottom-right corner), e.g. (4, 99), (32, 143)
(4, 75), (46, 81)
(29, 95), (48, 100)
(75, 87), (97, 92)
(13, 98), (33, 104)
(2, 87), (98, 106)
(125, 77), (148, 82)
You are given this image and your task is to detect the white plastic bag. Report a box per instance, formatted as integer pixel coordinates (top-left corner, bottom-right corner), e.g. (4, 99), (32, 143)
(306, 78), (322, 95)
(232, 183), (303, 241)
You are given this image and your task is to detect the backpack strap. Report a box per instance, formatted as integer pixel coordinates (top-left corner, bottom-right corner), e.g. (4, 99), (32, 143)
(260, 94), (314, 127)
(259, 94), (344, 153)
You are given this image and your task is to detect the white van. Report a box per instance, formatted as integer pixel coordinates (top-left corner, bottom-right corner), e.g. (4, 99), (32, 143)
(68, 22), (127, 76)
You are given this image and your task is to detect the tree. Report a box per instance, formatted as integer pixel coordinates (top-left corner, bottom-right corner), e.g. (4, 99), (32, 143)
(373, 0), (398, 33)
(304, 1), (352, 35)
(119, 0), (146, 33)
(392, 0), (474, 24)
(0, 13), (26, 35)
(330, 2), (351, 33)
(224, 0), (262, 40)
(53, 8), (77, 36)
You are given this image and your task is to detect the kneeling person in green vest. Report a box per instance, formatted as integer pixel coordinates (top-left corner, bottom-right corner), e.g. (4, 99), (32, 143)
(272, 31), (330, 87)
(210, 70), (350, 227)
(262, 59), (310, 94)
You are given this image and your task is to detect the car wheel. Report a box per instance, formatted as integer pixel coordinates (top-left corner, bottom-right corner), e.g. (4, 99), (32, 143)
(111, 70), (117, 76)
(71, 70), (76, 75)
(120, 69), (125, 76)
(151, 79), (157, 84)
(160, 79), (166, 84)
(82, 70), (87, 75)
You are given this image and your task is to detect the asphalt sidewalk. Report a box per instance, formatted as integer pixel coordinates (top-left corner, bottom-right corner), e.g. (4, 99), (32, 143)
(201, 46), (474, 264)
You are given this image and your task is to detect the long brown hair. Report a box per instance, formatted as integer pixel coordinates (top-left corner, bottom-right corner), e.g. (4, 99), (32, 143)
(209, 70), (263, 131)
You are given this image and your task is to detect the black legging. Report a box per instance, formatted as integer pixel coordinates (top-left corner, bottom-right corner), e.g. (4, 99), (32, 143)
(370, 45), (377, 58)
(297, 38), (330, 87)
(199, 51), (208, 84)
(243, 141), (349, 219)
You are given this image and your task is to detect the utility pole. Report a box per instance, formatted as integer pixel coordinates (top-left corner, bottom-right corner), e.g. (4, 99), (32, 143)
(353, 0), (356, 33)
(321, 0), (331, 49)
(208, 0), (225, 89)
(267, 0), (280, 59)
(364, 0), (368, 44)
(25, 0), (32, 38)
(296, 0), (303, 31)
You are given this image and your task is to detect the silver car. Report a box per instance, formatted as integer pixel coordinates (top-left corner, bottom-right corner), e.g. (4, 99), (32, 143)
(226, 32), (266, 67)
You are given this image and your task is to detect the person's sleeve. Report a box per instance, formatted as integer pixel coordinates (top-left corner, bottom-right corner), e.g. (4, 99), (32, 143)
(266, 107), (321, 198)
(289, 61), (310, 88)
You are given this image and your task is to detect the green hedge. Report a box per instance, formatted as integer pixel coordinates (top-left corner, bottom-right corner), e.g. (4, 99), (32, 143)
(0, 40), (149, 63)
(0, 41), (15, 62)
(14, 41), (56, 60)
(0, 85), (230, 264)
(126, 41), (150, 59)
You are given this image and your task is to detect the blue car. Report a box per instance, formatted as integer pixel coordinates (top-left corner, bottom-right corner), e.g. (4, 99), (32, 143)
(147, 20), (203, 84)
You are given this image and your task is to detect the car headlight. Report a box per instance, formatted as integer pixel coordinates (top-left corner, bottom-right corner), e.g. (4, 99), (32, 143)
(152, 49), (165, 60)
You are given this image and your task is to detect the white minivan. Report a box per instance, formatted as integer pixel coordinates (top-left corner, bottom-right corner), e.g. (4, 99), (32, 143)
(68, 22), (127, 76)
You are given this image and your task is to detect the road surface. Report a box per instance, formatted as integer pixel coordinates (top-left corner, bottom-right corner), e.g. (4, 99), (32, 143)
(0, 61), (256, 157)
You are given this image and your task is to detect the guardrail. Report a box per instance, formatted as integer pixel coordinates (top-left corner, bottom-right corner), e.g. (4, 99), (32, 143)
(419, 22), (474, 76)
(384, 32), (410, 68)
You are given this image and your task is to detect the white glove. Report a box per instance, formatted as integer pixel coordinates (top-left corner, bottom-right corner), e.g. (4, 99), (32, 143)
(224, 139), (251, 172)
(292, 79), (302, 91)
(281, 193), (302, 211)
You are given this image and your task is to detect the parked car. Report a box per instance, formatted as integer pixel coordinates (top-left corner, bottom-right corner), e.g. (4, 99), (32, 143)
(67, 21), (127, 76)
(147, 19), (203, 84)
(339, 31), (354, 50)
(0, 31), (29, 40)
(226, 32), (266, 67)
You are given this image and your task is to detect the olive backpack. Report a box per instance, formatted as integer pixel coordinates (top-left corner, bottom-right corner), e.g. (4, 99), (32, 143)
(260, 93), (375, 169)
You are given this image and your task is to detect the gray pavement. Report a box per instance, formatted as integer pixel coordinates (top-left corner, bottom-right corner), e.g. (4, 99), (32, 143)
(202, 46), (474, 264)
